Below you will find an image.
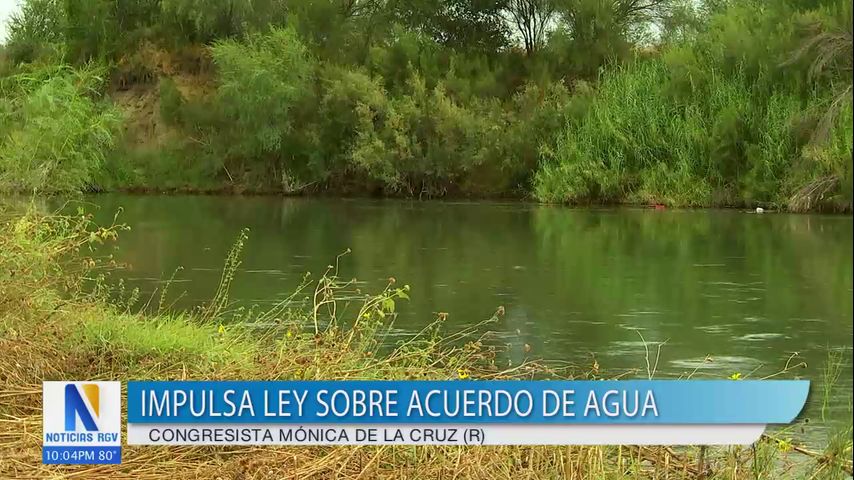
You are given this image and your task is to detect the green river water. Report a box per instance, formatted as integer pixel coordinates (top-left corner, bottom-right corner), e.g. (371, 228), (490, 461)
(83, 194), (852, 445)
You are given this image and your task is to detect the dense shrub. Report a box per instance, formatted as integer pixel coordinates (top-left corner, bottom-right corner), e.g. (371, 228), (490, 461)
(348, 73), (495, 195)
(494, 82), (571, 193)
(535, 0), (853, 210)
(208, 27), (314, 179)
(3, 0), (66, 64)
(0, 67), (121, 192)
(158, 77), (184, 124)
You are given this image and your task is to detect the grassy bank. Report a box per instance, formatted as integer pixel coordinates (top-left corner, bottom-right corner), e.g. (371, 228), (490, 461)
(534, 1), (853, 212)
(0, 207), (852, 478)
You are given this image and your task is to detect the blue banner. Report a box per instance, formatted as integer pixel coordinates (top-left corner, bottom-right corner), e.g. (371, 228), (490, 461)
(127, 380), (808, 424)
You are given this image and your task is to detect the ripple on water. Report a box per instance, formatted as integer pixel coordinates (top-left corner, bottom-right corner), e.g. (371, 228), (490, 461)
(728, 297), (762, 304)
(609, 340), (652, 348)
(617, 324), (648, 330)
(695, 324), (736, 333)
(603, 340), (664, 356)
(563, 319), (606, 325)
(670, 356), (761, 371)
(735, 333), (788, 341)
(615, 310), (663, 318)
(792, 317), (827, 323)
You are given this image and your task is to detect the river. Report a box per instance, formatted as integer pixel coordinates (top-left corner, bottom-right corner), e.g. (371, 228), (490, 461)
(83, 194), (852, 445)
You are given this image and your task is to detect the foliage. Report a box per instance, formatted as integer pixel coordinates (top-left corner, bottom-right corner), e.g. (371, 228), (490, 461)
(555, 0), (633, 79)
(160, 0), (287, 43)
(535, 0), (853, 210)
(348, 72), (496, 195)
(0, 66), (121, 192)
(3, 0), (66, 64)
(0, 0), (850, 210)
(207, 26), (314, 180)
(158, 76), (184, 124)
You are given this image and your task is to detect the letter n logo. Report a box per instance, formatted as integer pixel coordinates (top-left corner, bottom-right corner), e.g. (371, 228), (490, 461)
(65, 384), (99, 431)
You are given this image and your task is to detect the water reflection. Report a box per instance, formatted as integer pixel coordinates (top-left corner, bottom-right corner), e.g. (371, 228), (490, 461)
(69, 194), (854, 442)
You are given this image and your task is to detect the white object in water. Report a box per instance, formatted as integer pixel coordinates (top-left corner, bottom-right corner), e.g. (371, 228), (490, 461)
(755, 207), (764, 214)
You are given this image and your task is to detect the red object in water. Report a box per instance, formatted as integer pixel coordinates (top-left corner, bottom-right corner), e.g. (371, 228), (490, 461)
(653, 204), (666, 210)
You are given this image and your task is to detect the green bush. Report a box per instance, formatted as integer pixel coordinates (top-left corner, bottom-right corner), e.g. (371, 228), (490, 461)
(345, 71), (502, 196)
(789, 94), (854, 211)
(0, 66), (121, 192)
(158, 76), (185, 124)
(533, 58), (799, 206)
(313, 64), (390, 178)
(506, 83), (571, 189)
(3, 0), (66, 64)
(160, 0), (285, 42)
(535, 0), (853, 210)
(209, 27), (314, 177)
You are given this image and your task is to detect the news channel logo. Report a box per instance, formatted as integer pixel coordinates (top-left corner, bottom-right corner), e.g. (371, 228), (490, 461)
(43, 381), (122, 464)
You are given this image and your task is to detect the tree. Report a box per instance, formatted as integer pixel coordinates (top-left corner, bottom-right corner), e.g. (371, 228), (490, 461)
(6, 0), (65, 45)
(340, 0), (386, 19)
(611, 0), (671, 25)
(559, 0), (674, 40)
(391, 0), (509, 53)
(4, 0), (66, 63)
(504, 0), (557, 55)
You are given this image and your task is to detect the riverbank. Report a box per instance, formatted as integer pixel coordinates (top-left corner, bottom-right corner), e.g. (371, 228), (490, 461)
(1, 207), (851, 478)
(19, 186), (854, 216)
(1, 1), (851, 213)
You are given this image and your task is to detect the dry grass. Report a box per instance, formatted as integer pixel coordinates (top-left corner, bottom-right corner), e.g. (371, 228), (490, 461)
(0, 295), (634, 478)
(788, 175), (842, 212)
